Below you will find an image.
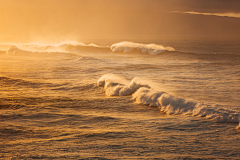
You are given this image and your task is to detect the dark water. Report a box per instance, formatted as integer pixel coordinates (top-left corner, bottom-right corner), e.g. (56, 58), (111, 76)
(0, 39), (240, 159)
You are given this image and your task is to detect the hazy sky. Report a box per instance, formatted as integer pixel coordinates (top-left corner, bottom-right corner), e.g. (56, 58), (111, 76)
(0, 0), (240, 43)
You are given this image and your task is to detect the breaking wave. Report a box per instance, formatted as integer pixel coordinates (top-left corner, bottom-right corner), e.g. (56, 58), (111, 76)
(98, 74), (240, 126)
(5, 45), (78, 58)
(1, 41), (175, 56)
(111, 41), (175, 55)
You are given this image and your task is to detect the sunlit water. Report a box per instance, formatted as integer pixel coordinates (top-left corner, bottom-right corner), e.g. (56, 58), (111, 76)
(0, 38), (240, 159)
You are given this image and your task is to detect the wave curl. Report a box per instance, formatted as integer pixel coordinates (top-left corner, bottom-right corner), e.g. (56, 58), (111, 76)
(98, 74), (240, 126)
(2, 41), (176, 56)
(111, 41), (175, 55)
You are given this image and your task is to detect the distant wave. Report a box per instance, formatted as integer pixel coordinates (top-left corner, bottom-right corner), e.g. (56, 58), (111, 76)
(6, 42), (107, 52)
(1, 41), (176, 56)
(5, 45), (77, 58)
(1, 42), (109, 57)
(56, 42), (110, 53)
(97, 74), (240, 127)
(2, 41), (240, 64)
(111, 41), (175, 55)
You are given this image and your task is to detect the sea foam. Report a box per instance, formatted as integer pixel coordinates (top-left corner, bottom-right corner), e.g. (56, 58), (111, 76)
(4, 42), (109, 55)
(110, 41), (175, 55)
(3, 41), (175, 56)
(98, 74), (240, 125)
(97, 74), (150, 96)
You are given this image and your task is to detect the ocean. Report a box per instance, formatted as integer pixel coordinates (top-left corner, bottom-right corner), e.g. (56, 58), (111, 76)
(0, 37), (240, 159)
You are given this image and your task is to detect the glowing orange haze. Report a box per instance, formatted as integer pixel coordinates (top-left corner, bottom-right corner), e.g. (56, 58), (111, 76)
(0, 0), (240, 43)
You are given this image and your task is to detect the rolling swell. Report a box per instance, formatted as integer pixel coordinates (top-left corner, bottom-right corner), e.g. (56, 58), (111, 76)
(1, 41), (177, 56)
(5, 45), (78, 58)
(2, 42), (110, 56)
(111, 41), (175, 55)
(97, 74), (240, 127)
(4, 41), (233, 60)
(1, 41), (240, 61)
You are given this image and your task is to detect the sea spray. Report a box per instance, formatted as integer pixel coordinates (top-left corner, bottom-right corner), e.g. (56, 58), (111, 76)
(1, 38), (240, 159)
(97, 74), (150, 96)
(98, 74), (240, 125)
(110, 41), (175, 55)
(4, 42), (110, 55)
(3, 41), (176, 56)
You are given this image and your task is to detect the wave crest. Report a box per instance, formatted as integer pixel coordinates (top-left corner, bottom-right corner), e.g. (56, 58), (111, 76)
(2, 41), (176, 56)
(98, 74), (240, 126)
(111, 41), (175, 55)
(97, 74), (150, 96)
(56, 42), (109, 53)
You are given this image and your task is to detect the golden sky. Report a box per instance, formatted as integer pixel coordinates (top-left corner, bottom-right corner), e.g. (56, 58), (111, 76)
(0, 0), (240, 43)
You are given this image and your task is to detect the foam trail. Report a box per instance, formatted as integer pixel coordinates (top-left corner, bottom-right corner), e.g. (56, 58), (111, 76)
(110, 41), (175, 55)
(98, 74), (240, 127)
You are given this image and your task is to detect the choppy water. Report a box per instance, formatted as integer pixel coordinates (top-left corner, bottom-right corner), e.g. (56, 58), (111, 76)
(0, 39), (240, 159)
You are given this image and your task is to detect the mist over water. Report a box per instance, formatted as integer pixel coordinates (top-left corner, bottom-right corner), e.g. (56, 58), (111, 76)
(0, 38), (240, 159)
(1, 0), (240, 158)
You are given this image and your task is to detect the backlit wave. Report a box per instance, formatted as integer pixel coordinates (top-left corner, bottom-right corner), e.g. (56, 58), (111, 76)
(98, 74), (240, 127)
(0, 41), (175, 56)
(111, 41), (175, 55)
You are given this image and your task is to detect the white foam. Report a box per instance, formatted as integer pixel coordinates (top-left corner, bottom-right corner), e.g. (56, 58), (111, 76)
(133, 86), (239, 123)
(3, 41), (174, 56)
(57, 41), (103, 52)
(132, 88), (165, 106)
(97, 74), (128, 87)
(110, 41), (175, 55)
(3, 42), (107, 55)
(98, 74), (240, 126)
(97, 74), (149, 96)
(5, 45), (78, 58)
